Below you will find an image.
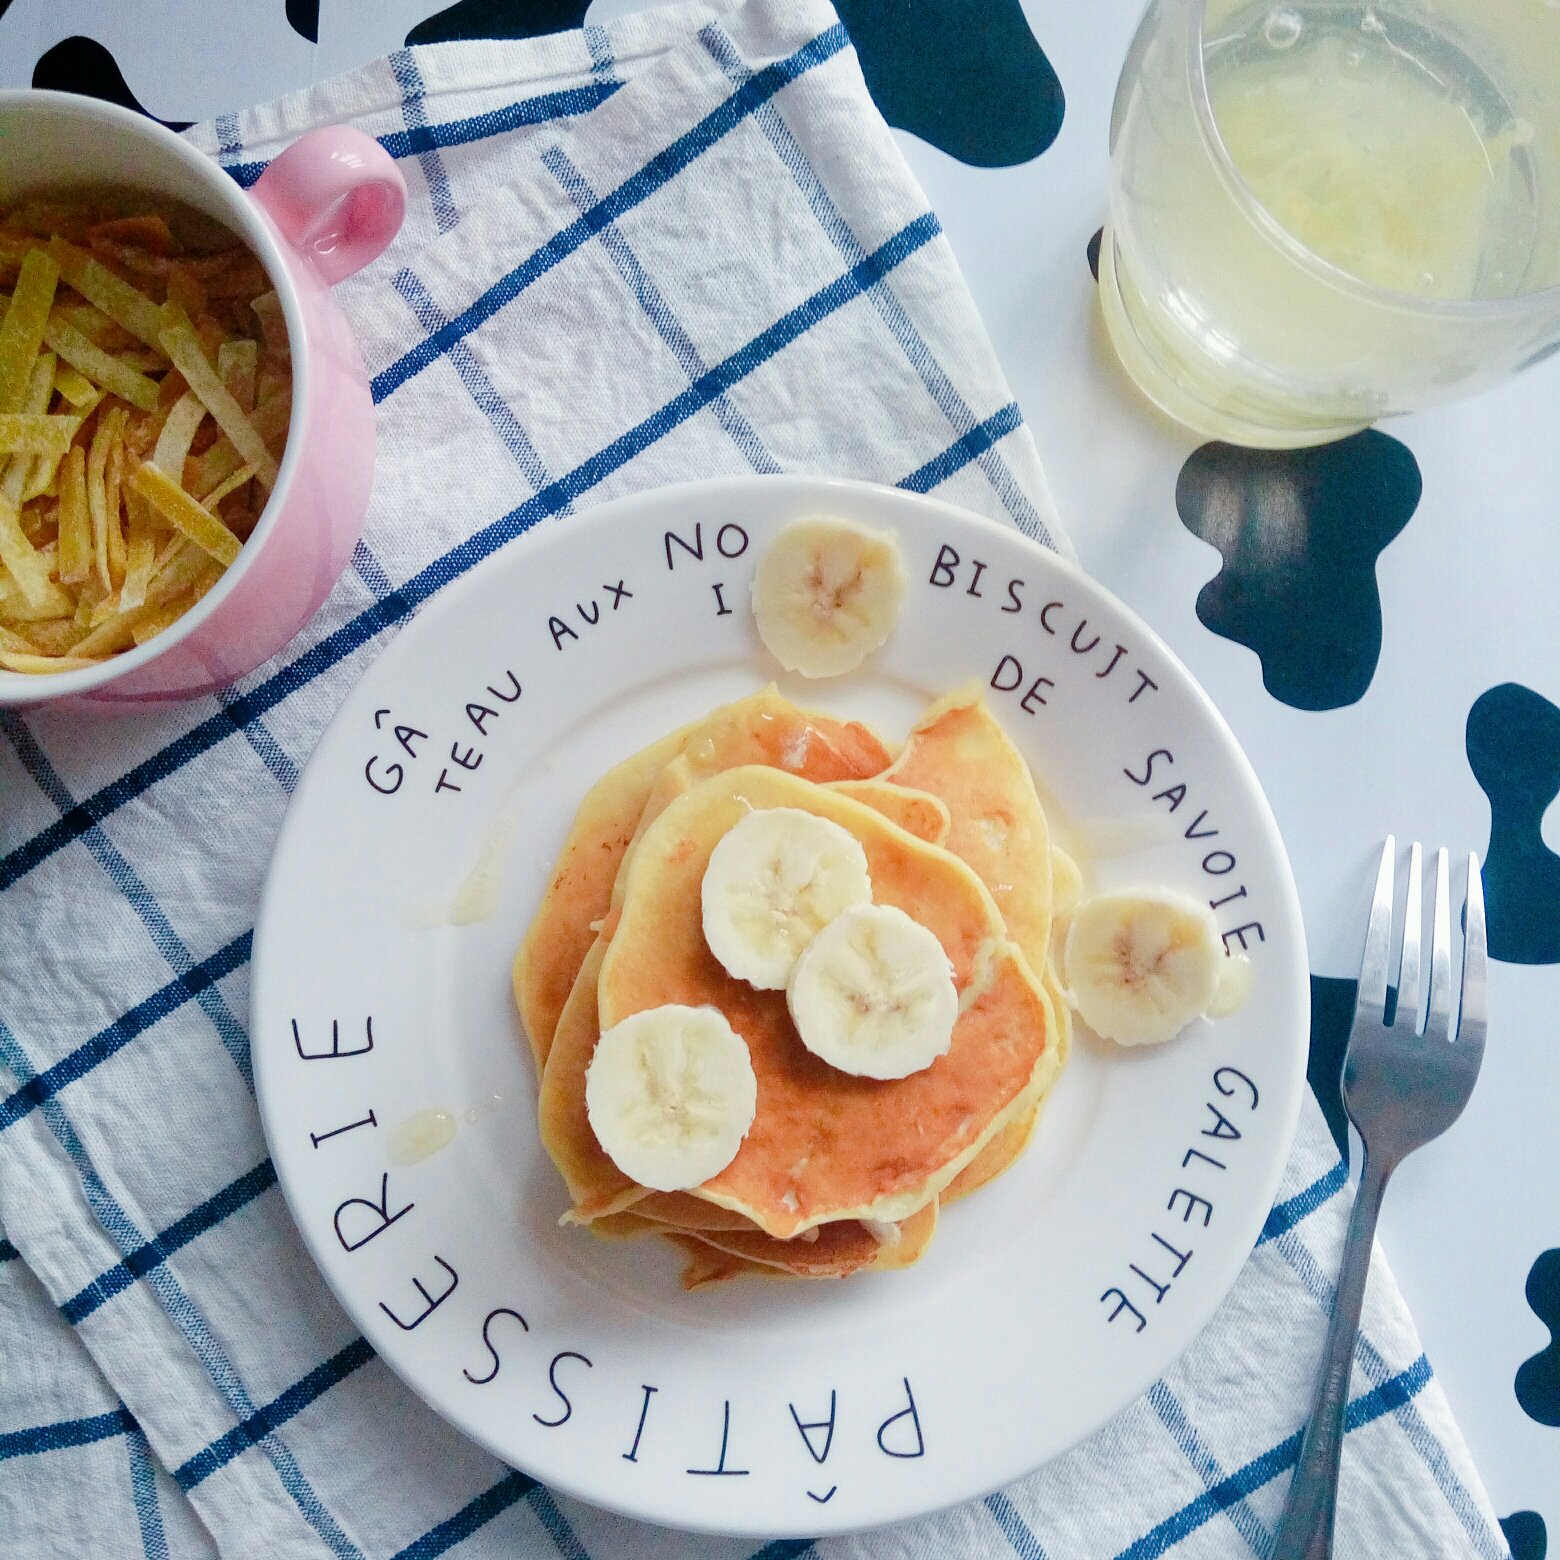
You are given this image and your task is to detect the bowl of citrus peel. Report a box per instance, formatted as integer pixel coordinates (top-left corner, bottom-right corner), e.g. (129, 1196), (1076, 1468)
(0, 191), (288, 677)
(514, 515), (1250, 1289)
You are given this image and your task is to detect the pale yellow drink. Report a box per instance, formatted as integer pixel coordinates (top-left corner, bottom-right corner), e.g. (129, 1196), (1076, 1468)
(1101, 0), (1560, 447)
(1211, 9), (1537, 300)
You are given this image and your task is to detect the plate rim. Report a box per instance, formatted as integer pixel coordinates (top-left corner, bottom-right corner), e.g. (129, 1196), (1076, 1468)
(253, 473), (1310, 1536)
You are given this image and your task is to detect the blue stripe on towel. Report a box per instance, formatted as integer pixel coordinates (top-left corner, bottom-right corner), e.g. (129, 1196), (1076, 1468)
(0, 932), (251, 1131)
(390, 51), (459, 236)
(63, 1159), (279, 1323)
(391, 272), (557, 493)
(1148, 1381), (1269, 1555)
(174, 1337), (376, 1490)
(699, 23), (1053, 549)
(369, 24), (850, 402)
(222, 82), (622, 190)
(0, 716), (253, 1088)
(1115, 1356), (1433, 1560)
(542, 146), (780, 474)
(986, 1489), (1052, 1558)
(126, 1425), (171, 1560)
(1258, 1161), (1350, 1246)
(0, 1407), (137, 1461)
(900, 403), (1024, 494)
(392, 1470), (539, 1560)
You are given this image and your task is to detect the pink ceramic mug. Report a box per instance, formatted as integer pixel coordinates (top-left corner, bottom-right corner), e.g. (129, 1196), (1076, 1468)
(0, 90), (406, 709)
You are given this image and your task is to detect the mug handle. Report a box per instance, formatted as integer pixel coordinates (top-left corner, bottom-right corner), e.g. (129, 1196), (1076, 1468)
(250, 126), (406, 287)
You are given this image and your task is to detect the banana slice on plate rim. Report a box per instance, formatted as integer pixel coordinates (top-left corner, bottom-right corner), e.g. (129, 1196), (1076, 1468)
(750, 515), (907, 678)
(1062, 887), (1225, 1047)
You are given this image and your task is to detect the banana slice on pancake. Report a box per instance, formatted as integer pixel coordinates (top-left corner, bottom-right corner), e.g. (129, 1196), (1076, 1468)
(701, 807), (872, 989)
(584, 1005), (757, 1191)
(787, 903), (958, 1080)
(1063, 888), (1222, 1046)
(750, 516), (906, 677)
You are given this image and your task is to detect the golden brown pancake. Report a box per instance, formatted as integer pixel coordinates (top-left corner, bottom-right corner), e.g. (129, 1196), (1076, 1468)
(537, 771), (957, 1226)
(515, 688), (891, 1069)
(680, 1198), (937, 1276)
(514, 727), (683, 1073)
(530, 692), (1069, 1284)
(883, 685), (1054, 990)
(630, 1192), (766, 1232)
(941, 1103), (1038, 1204)
(537, 940), (646, 1218)
(593, 1201), (938, 1282)
(595, 768), (1059, 1237)
(575, 1220), (761, 1293)
(827, 778), (950, 844)
(940, 972), (1071, 1203)
(665, 1236), (782, 1290)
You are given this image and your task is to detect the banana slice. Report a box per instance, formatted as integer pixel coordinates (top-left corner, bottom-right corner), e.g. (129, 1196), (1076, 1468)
(585, 1005), (758, 1192)
(702, 806), (873, 989)
(1063, 888), (1223, 1046)
(750, 516), (907, 677)
(787, 903), (958, 1080)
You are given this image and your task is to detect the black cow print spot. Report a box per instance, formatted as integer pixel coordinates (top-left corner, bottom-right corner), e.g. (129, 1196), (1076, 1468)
(833, 0), (1064, 168)
(407, 0), (590, 46)
(1176, 432), (1422, 711)
(1087, 226), (1102, 280)
(1306, 976), (1355, 1157)
(32, 36), (191, 131)
(286, 0), (320, 45)
(1467, 684), (1560, 966)
(1501, 1512), (1549, 1560)
(1517, 1248), (1560, 1428)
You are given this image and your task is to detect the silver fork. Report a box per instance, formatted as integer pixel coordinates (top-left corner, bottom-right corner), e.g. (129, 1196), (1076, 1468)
(1270, 838), (1488, 1560)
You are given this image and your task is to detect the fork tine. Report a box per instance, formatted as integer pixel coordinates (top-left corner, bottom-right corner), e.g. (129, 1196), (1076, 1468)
(1424, 847), (1453, 1041)
(1355, 836), (1395, 1022)
(1458, 853), (1488, 1063)
(1396, 841), (1422, 1029)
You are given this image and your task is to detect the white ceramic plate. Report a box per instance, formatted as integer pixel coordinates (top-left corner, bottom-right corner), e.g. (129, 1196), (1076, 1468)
(254, 476), (1308, 1537)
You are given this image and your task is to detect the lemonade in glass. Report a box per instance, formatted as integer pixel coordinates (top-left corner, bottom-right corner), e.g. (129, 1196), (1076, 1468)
(1101, 0), (1560, 446)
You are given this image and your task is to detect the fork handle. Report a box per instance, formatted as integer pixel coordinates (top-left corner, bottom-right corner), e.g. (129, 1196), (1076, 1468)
(1270, 1152), (1393, 1560)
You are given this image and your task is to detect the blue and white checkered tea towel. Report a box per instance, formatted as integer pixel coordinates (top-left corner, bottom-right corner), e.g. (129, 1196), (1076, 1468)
(0, 2), (1507, 1556)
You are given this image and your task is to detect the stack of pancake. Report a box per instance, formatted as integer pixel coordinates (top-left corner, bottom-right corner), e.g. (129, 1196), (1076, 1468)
(514, 685), (1071, 1287)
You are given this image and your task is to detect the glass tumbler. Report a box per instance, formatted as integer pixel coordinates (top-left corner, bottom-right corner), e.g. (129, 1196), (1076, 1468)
(1100, 0), (1560, 447)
